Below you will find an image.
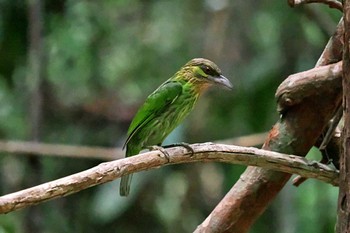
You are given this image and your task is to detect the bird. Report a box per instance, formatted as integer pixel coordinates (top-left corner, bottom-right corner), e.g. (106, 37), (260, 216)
(120, 58), (232, 196)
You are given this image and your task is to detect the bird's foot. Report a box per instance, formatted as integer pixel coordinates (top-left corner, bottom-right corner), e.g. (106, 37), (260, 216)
(147, 145), (170, 162)
(163, 142), (195, 156)
(307, 160), (319, 168)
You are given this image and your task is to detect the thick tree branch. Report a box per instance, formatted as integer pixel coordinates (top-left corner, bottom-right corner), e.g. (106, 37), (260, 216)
(195, 17), (344, 232)
(0, 143), (338, 214)
(276, 61), (342, 113)
(292, 18), (344, 186)
(316, 17), (344, 66)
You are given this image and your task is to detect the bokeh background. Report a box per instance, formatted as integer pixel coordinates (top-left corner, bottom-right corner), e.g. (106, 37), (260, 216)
(0, 0), (341, 232)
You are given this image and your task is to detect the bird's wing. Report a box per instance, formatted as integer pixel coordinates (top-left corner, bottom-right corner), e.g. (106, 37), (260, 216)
(123, 81), (183, 149)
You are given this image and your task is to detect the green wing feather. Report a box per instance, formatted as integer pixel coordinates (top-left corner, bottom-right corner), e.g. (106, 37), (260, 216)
(123, 80), (183, 151)
(120, 81), (183, 196)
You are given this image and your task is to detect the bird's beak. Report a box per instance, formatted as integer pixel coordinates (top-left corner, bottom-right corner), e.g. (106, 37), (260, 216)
(210, 75), (233, 90)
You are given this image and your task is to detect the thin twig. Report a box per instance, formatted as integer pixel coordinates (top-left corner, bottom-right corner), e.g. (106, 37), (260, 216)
(0, 143), (338, 214)
(0, 140), (122, 160)
(218, 132), (267, 147)
(288, 0), (343, 12)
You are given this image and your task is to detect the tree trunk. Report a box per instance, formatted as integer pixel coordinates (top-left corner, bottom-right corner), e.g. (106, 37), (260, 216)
(337, 1), (350, 232)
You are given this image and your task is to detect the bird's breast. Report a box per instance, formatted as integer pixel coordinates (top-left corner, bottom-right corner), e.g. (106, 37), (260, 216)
(143, 91), (198, 146)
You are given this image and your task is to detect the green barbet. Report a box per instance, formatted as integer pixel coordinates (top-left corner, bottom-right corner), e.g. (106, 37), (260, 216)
(120, 58), (232, 196)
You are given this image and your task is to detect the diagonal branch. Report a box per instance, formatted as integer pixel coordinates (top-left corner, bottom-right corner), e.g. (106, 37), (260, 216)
(0, 143), (338, 214)
(195, 20), (344, 232)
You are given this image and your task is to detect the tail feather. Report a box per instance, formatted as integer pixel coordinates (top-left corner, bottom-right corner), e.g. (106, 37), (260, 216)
(119, 145), (139, 196)
(120, 174), (133, 196)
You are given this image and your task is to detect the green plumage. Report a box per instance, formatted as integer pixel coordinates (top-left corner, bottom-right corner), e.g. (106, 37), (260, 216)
(120, 58), (232, 196)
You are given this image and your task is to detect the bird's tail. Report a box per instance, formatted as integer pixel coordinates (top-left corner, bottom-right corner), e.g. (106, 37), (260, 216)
(119, 145), (139, 196)
(120, 174), (133, 196)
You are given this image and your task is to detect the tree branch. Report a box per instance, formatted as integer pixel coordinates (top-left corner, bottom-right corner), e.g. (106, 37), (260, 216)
(316, 17), (344, 66)
(195, 17), (344, 232)
(288, 0), (343, 12)
(0, 140), (123, 160)
(276, 60), (342, 113)
(0, 143), (338, 214)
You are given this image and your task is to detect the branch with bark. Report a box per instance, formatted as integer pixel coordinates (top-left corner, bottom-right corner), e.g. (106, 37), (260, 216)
(0, 143), (338, 214)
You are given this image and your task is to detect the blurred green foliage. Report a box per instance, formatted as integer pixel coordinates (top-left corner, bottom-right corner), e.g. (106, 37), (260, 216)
(0, 0), (341, 232)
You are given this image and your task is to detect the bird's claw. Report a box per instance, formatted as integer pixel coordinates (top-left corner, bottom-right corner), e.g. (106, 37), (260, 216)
(163, 142), (195, 156)
(147, 145), (170, 162)
(307, 160), (320, 168)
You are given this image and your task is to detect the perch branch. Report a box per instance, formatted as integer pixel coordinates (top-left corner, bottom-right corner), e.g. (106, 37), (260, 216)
(0, 143), (338, 214)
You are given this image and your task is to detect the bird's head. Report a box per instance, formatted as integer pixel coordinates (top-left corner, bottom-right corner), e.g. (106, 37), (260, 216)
(180, 58), (233, 91)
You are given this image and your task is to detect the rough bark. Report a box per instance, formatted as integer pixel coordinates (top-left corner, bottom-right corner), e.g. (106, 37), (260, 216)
(336, 1), (350, 231)
(195, 19), (344, 233)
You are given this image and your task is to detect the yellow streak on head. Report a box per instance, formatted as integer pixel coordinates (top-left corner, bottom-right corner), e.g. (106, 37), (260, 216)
(189, 66), (214, 93)
(173, 58), (222, 93)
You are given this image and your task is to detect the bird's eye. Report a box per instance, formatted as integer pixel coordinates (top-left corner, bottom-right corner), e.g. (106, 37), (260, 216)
(201, 65), (211, 74)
